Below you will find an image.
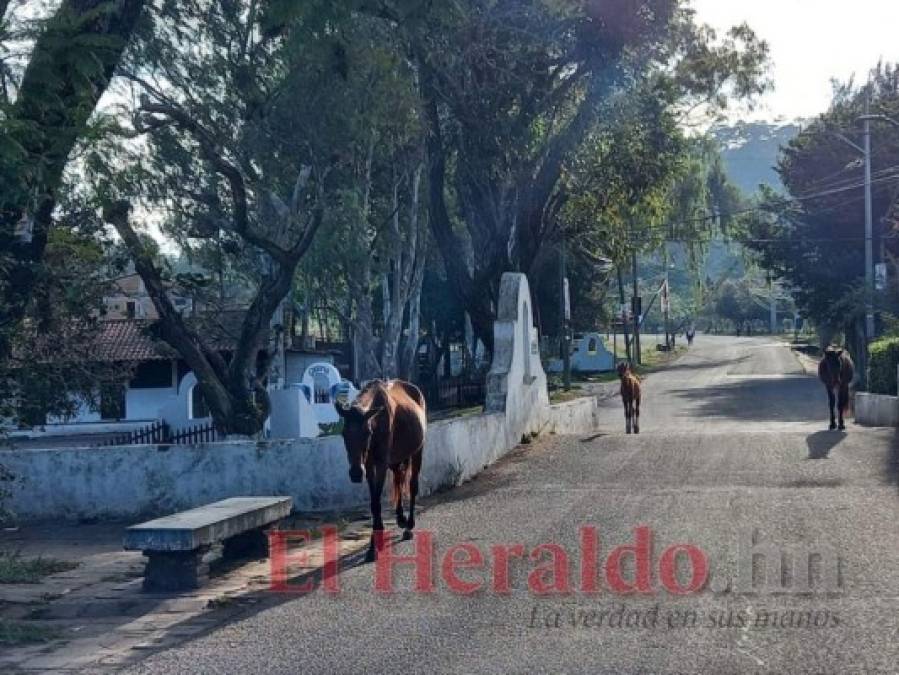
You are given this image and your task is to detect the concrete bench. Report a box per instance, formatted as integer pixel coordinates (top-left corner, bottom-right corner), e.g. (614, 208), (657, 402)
(123, 496), (292, 591)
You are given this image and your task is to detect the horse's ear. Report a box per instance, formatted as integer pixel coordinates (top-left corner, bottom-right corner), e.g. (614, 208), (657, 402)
(334, 401), (350, 419)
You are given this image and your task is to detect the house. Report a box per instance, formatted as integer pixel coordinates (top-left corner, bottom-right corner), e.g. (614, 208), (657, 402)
(15, 314), (339, 437)
(103, 273), (195, 320)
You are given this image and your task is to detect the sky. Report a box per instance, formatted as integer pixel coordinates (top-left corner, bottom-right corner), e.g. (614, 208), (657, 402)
(691, 0), (899, 122)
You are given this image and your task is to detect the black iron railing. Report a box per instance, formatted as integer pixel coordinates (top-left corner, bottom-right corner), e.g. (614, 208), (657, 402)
(99, 420), (223, 446)
(426, 378), (486, 411)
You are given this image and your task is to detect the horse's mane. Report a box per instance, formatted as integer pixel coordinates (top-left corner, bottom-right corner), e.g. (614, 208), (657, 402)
(358, 379), (390, 413)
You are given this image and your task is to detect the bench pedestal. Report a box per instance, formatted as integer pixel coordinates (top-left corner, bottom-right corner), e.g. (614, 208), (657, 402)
(143, 545), (212, 592)
(124, 497), (293, 593)
(223, 526), (271, 560)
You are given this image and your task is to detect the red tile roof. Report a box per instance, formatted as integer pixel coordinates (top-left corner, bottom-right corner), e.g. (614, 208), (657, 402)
(94, 320), (174, 362)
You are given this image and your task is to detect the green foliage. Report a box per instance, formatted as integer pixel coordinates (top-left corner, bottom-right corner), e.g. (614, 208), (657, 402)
(0, 619), (60, 646)
(745, 63), (899, 334)
(0, 551), (79, 584)
(318, 421), (343, 437)
(868, 337), (899, 395)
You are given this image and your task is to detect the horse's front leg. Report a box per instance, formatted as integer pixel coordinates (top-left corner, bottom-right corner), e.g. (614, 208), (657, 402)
(366, 463), (387, 563)
(827, 388), (837, 430)
(403, 451), (423, 541)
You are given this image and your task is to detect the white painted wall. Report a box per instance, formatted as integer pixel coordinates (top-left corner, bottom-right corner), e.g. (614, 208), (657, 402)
(126, 388), (176, 421)
(3, 273), (605, 521)
(2, 395), (600, 520)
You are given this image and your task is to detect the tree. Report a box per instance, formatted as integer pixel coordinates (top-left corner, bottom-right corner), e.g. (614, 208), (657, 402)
(745, 63), (899, 352)
(0, 0), (146, 363)
(89, 1), (355, 435)
(378, 0), (769, 353)
(299, 16), (430, 383)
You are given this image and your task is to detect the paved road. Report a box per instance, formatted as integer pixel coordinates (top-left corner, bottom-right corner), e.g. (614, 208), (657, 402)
(124, 336), (899, 674)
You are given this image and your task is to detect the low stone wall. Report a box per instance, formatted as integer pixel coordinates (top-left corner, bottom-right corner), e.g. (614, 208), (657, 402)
(854, 392), (899, 427)
(3, 273), (607, 522)
(2, 396), (601, 522)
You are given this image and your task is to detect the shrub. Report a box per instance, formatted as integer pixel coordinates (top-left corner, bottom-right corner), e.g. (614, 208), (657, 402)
(867, 337), (899, 395)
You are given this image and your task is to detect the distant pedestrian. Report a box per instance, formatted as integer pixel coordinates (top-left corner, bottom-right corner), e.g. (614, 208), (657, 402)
(686, 327), (695, 346)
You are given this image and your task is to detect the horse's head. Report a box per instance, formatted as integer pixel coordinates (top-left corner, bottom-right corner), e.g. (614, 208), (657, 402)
(617, 362), (630, 379)
(824, 347), (845, 370)
(335, 401), (382, 483)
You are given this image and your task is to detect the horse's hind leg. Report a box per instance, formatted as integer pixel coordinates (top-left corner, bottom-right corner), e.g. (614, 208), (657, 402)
(827, 388), (837, 430)
(393, 463), (408, 529)
(365, 464), (387, 563)
(838, 384), (849, 431)
(403, 451), (423, 541)
(633, 395), (641, 435)
(623, 400), (632, 434)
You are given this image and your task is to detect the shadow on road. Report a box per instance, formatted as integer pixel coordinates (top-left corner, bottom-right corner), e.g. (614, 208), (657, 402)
(805, 430), (847, 460)
(887, 429), (899, 492)
(669, 376), (822, 424)
(651, 354), (750, 373)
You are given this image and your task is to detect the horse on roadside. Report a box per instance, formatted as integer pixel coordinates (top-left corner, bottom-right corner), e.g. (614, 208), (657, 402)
(617, 362), (642, 434)
(335, 379), (427, 562)
(818, 347), (854, 431)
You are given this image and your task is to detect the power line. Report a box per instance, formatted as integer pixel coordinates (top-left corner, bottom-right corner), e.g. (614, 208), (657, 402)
(617, 170), (899, 238)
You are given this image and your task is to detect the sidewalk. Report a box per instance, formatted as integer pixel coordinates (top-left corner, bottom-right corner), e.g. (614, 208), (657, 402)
(0, 516), (372, 671)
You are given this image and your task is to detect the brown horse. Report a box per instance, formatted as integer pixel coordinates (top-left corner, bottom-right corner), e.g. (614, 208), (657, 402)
(818, 347), (854, 431)
(617, 362), (641, 434)
(335, 379), (427, 562)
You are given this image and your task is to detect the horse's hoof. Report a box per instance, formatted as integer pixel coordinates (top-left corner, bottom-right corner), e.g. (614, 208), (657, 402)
(634, 428), (640, 435)
(402, 529), (413, 541)
(365, 547), (377, 563)
(838, 423), (846, 431)
(396, 514), (409, 529)
(829, 423), (837, 431)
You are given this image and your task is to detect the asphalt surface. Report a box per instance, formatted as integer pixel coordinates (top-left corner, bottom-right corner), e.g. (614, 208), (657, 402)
(123, 336), (899, 674)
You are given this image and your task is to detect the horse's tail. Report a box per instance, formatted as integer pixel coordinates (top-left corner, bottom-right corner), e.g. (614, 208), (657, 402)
(392, 462), (409, 507)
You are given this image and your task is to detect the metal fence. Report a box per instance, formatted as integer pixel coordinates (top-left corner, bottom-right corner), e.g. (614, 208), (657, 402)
(426, 378), (487, 411)
(98, 420), (222, 447)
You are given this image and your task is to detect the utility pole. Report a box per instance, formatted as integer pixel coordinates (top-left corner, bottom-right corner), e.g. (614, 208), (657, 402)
(632, 250), (641, 365)
(855, 105), (899, 388)
(617, 266), (632, 363)
(863, 87), (875, 342)
(663, 244), (671, 350)
(560, 236), (571, 391)
(768, 273), (777, 334)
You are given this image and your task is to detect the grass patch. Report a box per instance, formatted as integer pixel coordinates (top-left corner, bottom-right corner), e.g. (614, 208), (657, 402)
(0, 552), (79, 584)
(549, 385), (587, 404)
(0, 619), (60, 646)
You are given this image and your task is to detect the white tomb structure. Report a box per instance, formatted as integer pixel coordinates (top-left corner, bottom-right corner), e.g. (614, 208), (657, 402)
(486, 273), (549, 445)
(548, 332), (615, 374)
(268, 362), (358, 439)
(301, 362), (358, 426)
(268, 387), (321, 439)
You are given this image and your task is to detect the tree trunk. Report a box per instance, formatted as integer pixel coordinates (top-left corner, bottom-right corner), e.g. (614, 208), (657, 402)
(0, 0), (146, 362)
(399, 280), (422, 381)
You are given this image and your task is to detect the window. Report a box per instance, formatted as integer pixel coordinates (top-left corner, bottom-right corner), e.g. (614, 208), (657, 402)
(126, 301), (136, 319)
(588, 338), (597, 354)
(190, 385), (210, 419)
